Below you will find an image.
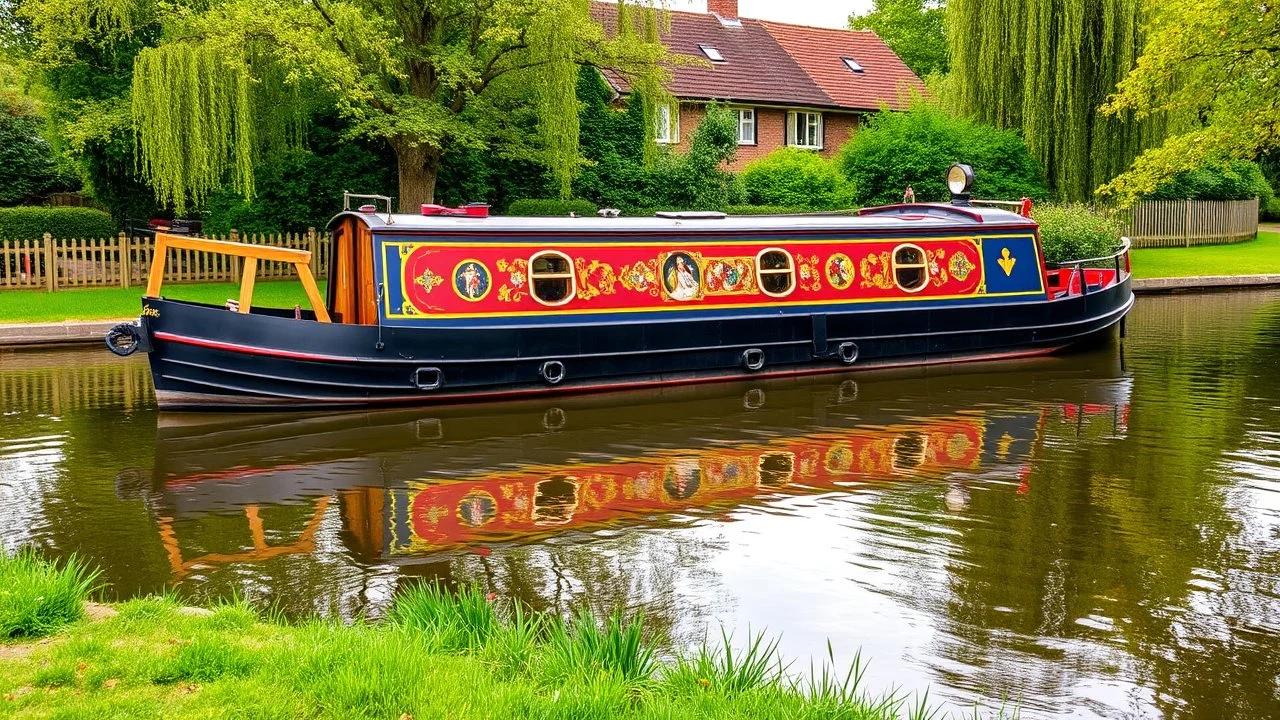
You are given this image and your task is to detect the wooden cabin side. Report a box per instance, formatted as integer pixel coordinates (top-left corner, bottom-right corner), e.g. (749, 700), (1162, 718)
(327, 216), (379, 325)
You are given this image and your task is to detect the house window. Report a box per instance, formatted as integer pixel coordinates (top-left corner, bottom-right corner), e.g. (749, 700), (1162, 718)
(699, 44), (725, 62)
(756, 248), (795, 297)
(787, 111), (822, 149)
(655, 103), (678, 144)
(892, 244), (929, 292)
(736, 108), (756, 145)
(529, 250), (576, 306)
(841, 56), (865, 73)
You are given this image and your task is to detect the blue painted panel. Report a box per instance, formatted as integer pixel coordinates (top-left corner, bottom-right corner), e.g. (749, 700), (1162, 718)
(979, 235), (1043, 295)
(381, 243), (408, 316)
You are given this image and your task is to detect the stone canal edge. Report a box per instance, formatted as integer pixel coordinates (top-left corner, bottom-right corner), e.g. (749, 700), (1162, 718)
(2, 274), (1278, 348)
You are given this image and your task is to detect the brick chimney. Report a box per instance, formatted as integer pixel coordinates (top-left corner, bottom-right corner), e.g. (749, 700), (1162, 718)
(707, 0), (738, 19)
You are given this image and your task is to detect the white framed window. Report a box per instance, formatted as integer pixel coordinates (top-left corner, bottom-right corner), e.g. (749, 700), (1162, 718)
(529, 250), (576, 306)
(892, 243), (929, 293)
(787, 111), (823, 149)
(841, 56), (864, 73)
(755, 248), (796, 297)
(655, 103), (678, 144)
(736, 108), (756, 145)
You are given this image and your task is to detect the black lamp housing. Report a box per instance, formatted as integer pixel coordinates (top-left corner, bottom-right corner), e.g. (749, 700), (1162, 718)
(947, 163), (975, 206)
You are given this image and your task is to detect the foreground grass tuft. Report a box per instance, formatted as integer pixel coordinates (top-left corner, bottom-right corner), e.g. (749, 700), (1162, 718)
(0, 549), (100, 639)
(0, 556), (1015, 718)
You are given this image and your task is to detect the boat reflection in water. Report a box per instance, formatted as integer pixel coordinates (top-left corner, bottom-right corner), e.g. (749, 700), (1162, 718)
(127, 352), (1131, 583)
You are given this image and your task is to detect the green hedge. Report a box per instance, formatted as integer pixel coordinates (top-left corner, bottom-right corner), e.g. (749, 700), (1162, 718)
(1033, 204), (1122, 264)
(741, 148), (852, 210)
(505, 199), (598, 217)
(0, 206), (117, 241)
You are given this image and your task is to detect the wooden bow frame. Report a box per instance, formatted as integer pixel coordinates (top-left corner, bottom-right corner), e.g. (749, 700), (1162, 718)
(145, 232), (331, 323)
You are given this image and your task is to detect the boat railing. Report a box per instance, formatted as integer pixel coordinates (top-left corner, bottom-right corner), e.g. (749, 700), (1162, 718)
(1045, 237), (1132, 296)
(145, 232), (331, 322)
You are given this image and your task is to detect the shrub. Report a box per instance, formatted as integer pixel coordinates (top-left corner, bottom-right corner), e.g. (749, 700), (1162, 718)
(0, 95), (76, 205)
(1033, 204), (1123, 264)
(0, 549), (101, 639)
(0, 206), (117, 241)
(1146, 160), (1275, 204)
(505, 198), (598, 217)
(836, 103), (1047, 207)
(742, 148), (852, 210)
(1263, 197), (1280, 222)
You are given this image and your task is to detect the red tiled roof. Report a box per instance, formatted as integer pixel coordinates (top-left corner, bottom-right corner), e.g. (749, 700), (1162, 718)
(590, 3), (925, 112)
(759, 21), (927, 111)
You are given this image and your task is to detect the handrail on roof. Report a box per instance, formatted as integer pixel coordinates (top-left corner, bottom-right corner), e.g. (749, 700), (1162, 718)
(145, 232), (331, 323)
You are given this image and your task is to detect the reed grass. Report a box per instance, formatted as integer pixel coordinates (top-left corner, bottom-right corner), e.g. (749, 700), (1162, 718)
(0, 554), (1017, 719)
(0, 549), (100, 639)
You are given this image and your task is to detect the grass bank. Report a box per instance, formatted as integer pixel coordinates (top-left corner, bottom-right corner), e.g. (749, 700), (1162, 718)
(0, 552), (1007, 720)
(1129, 230), (1280, 279)
(0, 280), (327, 324)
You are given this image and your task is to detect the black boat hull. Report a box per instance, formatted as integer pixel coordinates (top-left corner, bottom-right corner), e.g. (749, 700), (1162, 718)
(140, 277), (1133, 410)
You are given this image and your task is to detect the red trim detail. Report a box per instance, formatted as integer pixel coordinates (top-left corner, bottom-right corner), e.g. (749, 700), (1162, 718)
(154, 332), (359, 363)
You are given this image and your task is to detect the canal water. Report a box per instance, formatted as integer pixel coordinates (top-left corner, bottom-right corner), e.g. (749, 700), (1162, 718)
(1, 291), (1278, 718)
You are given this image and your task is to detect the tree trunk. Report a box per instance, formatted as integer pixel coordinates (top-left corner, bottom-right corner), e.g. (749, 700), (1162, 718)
(391, 141), (442, 209)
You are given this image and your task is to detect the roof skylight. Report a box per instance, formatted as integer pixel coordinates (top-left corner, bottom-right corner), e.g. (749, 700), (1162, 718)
(700, 44), (726, 62)
(842, 56), (865, 73)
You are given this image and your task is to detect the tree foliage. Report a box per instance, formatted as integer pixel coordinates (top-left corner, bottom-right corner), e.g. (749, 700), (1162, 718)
(1146, 161), (1274, 205)
(849, 0), (947, 78)
(570, 69), (741, 213)
(0, 93), (71, 205)
(835, 104), (1047, 207)
(1099, 0), (1280, 204)
(742, 148), (851, 210)
(947, 0), (1166, 202)
(119, 0), (672, 212)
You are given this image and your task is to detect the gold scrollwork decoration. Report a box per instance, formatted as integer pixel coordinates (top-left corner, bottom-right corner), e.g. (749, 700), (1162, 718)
(620, 260), (660, 297)
(858, 251), (895, 290)
(496, 258), (528, 302)
(575, 259), (618, 301)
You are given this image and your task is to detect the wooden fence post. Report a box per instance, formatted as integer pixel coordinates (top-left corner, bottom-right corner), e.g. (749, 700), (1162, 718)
(229, 230), (241, 281)
(118, 232), (130, 288)
(43, 233), (56, 292)
(1184, 199), (1192, 248)
(307, 227), (319, 279)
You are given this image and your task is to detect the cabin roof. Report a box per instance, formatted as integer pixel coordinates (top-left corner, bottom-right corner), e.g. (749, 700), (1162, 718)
(330, 204), (1037, 235)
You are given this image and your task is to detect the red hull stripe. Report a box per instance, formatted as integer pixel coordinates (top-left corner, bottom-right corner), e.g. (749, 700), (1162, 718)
(155, 332), (360, 362)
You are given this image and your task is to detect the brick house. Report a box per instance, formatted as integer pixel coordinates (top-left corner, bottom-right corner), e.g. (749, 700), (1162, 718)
(594, 0), (926, 170)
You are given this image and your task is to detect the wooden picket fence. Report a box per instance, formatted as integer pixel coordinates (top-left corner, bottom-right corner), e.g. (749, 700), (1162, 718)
(0, 229), (329, 291)
(1120, 198), (1259, 248)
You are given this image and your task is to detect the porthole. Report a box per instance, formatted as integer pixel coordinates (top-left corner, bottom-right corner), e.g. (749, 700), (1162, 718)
(755, 248), (795, 297)
(529, 250), (576, 306)
(892, 244), (929, 293)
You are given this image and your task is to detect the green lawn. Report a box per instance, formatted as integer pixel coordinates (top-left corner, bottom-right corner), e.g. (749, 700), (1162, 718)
(1129, 230), (1280, 279)
(0, 552), (965, 720)
(0, 280), (327, 324)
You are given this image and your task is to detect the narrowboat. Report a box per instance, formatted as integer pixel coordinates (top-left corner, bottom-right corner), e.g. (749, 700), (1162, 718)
(106, 165), (1134, 410)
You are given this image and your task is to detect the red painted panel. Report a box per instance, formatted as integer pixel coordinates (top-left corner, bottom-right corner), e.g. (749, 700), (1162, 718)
(391, 238), (987, 318)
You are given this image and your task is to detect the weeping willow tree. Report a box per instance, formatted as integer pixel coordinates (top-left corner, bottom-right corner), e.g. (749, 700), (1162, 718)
(126, 0), (672, 212)
(948, 0), (1171, 201)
